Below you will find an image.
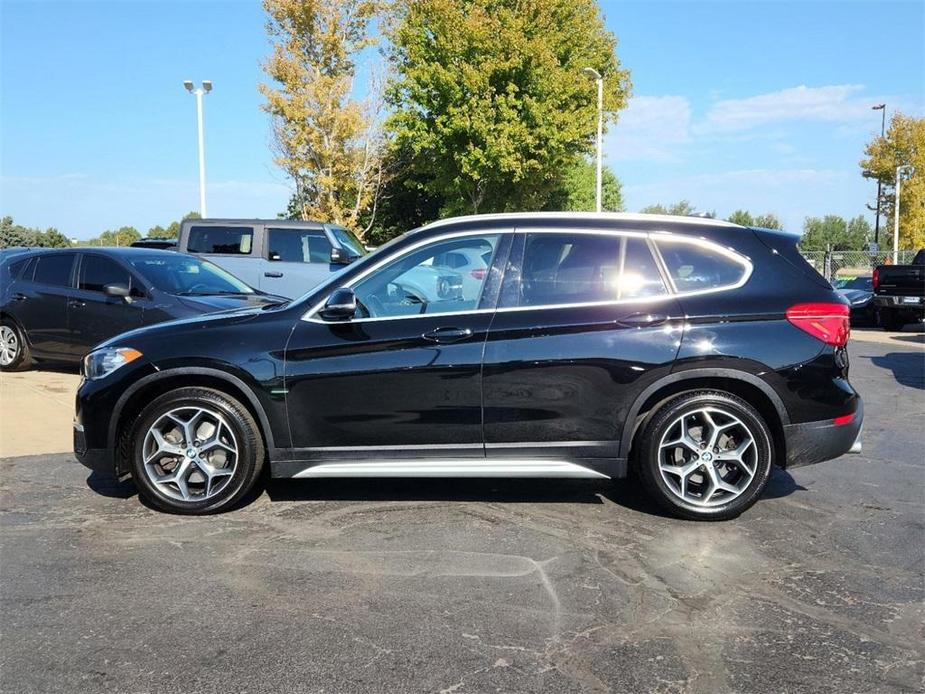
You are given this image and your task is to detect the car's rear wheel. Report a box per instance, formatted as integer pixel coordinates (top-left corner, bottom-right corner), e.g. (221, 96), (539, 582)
(636, 391), (773, 521)
(130, 387), (265, 514)
(0, 320), (31, 372)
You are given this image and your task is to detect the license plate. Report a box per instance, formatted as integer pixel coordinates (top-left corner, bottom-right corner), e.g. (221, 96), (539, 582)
(902, 296), (921, 304)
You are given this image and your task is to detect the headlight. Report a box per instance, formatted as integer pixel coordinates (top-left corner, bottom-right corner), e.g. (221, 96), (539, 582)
(82, 347), (143, 380)
(851, 297), (868, 305)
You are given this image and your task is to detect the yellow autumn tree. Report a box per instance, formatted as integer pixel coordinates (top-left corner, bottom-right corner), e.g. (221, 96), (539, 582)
(259, 0), (385, 238)
(861, 112), (925, 250)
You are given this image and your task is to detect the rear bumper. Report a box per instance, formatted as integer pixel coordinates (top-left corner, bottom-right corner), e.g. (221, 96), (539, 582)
(783, 398), (863, 468)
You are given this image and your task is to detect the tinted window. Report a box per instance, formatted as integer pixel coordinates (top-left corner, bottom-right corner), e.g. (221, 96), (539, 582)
(8, 257), (31, 279)
(267, 229), (331, 263)
(32, 254), (74, 287)
(187, 226), (253, 255)
(352, 235), (499, 319)
(129, 254), (253, 295)
(513, 234), (666, 307)
(329, 227), (367, 257)
(656, 240), (748, 293)
(79, 255), (132, 293)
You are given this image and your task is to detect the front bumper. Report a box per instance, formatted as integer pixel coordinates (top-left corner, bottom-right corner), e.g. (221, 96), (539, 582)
(73, 423), (117, 474)
(783, 397), (863, 468)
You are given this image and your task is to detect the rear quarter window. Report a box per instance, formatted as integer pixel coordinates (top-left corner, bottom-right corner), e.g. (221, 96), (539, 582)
(187, 226), (254, 255)
(32, 254), (75, 287)
(654, 240), (750, 293)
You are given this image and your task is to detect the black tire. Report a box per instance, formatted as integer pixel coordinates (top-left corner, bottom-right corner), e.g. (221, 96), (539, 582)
(129, 387), (265, 514)
(0, 319), (31, 372)
(877, 309), (904, 332)
(635, 391), (774, 521)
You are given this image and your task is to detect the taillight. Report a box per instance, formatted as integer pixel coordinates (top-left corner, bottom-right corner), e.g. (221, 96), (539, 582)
(470, 269), (487, 280)
(872, 267), (879, 290)
(786, 303), (850, 346)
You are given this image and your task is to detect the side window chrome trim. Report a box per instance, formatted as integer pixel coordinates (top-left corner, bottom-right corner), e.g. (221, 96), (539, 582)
(301, 229), (511, 322)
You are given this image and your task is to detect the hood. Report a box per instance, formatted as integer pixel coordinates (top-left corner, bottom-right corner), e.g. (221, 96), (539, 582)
(838, 288), (872, 305)
(175, 292), (287, 313)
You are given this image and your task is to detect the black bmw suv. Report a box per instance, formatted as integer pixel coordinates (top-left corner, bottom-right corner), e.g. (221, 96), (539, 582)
(74, 213), (862, 520)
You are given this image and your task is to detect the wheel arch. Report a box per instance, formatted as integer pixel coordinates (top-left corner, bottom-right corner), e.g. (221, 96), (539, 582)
(108, 367), (277, 476)
(621, 368), (790, 467)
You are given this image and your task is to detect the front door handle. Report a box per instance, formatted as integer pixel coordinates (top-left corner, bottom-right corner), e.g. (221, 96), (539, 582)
(264, 271), (284, 278)
(68, 299), (86, 308)
(617, 312), (668, 328)
(422, 327), (473, 344)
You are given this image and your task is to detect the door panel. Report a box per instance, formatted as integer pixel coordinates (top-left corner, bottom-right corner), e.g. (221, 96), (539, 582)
(482, 230), (684, 460)
(68, 254), (146, 355)
(14, 253), (76, 358)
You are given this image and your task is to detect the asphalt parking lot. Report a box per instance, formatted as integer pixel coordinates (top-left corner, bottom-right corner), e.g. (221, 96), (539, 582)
(1, 330), (923, 694)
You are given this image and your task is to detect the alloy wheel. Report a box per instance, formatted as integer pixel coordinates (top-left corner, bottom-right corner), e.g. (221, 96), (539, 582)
(141, 406), (239, 503)
(0, 326), (19, 366)
(657, 407), (758, 508)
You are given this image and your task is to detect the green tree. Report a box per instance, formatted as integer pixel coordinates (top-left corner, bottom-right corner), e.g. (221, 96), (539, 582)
(546, 158), (623, 212)
(640, 200), (702, 216)
(154, 211), (200, 239)
(386, 0), (631, 215)
(260, 0), (385, 238)
(95, 226), (141, 247)
(725, 210), (783, 229)
(0, 216), (33, 247)
(860, 111), (924, 249)
(799, 215), (871, 251)
(147, 224), (167, 238)
(34, 227), (71, 248)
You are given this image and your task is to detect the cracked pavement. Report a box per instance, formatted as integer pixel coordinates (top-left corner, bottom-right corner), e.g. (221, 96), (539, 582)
(1, 334), (923, 693)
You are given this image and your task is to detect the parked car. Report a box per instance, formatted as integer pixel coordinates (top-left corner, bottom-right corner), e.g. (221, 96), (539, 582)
(873, 249), (925, 330)
(833, 275), (875, 324)
(74, 212), (862, 520)
(176, 218), (367, 299)
(0, 248), (285, 371)
(131, 238), (177, 250)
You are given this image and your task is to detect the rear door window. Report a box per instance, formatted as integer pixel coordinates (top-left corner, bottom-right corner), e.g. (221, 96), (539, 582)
(32, 254), (75, 287)
(507, 233), (667, 308)
(267, 228), (331, 263)
(78, 255), (132, 293)
(654, 239), (750, 293)
(187, 226), (254, 255)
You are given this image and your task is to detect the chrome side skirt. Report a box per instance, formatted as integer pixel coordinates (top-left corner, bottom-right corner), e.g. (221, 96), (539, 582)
(290, 458), (610, 479)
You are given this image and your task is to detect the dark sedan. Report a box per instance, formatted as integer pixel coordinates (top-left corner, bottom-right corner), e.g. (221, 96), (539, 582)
(0, 248), (285, 371)
(834, 275), (875, 324)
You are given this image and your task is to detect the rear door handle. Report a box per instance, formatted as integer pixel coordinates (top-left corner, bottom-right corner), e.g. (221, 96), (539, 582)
(68, 299), (86, 308)
(422, 327), (473, 344)
(11, 293), (27, 302)
(617, 312), (668, 327)
(264, 271), (284, 278)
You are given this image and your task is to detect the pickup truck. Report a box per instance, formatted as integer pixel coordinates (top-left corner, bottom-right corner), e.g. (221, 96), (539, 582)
(176, 218), (367, 299)
(873, 249), (925, 330)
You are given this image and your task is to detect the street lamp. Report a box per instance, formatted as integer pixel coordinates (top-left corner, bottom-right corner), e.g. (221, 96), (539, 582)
(582, 67), (603, 213)
(871, 104), (886, 243)
(184, 80), (212, 217)
(893, 164), (914, 263)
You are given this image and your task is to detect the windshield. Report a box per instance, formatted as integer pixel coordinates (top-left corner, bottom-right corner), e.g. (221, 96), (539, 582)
(835, 276), (873, 290)
(330, 226), (367, 258)
(129, 254), (254, 295)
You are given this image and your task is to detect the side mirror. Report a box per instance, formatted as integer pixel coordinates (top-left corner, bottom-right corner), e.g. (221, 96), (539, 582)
(104, 283), (131, 302)
(319, 287), (356, 321)
(330, 247), (353, 265)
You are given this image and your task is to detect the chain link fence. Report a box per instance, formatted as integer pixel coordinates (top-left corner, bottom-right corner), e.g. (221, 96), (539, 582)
(800, 249), (918, 281)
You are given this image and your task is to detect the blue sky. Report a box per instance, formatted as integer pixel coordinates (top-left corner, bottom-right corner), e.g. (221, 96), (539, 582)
(1, 0), (923, 239)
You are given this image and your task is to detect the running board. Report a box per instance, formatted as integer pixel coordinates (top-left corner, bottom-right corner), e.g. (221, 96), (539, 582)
(289, 458), (611, 479)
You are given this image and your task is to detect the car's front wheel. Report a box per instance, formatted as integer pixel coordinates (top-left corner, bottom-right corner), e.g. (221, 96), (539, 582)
(130, 387), (265, 514)
(636, 391), (774, 521)
(0, 320), (31, 372)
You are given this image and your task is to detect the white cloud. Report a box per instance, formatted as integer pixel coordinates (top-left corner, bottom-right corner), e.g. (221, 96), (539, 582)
(695, 84), (872, 135)
(607, 95), (691, 162)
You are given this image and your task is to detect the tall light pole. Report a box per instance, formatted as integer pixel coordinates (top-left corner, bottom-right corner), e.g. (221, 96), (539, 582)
(184, 80), (212, 217)
(893, 164), (914, 263)
(582, 67), (603, 213)
(871, 104), (886, 244)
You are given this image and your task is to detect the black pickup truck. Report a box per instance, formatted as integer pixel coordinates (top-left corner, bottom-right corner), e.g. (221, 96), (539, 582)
(873, 249), (925, 330)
